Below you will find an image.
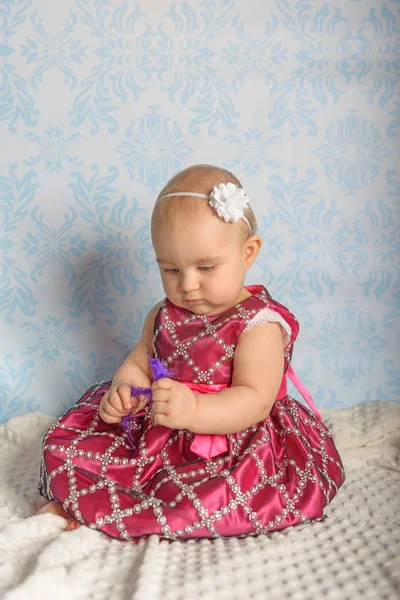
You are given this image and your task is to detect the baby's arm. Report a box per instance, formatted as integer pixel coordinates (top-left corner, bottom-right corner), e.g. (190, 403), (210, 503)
(100, 302), (161, 423)
(190, 321), (284, 434)
(112, 302), (162, 387)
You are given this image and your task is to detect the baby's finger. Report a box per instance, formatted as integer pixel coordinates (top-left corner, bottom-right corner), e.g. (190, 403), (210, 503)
(151, 378), (172, 392)
(153, 413), (168, 427)
(99, 405), (124, 424)
(133, 397), (149, 414)
(151, 389), (169, 403)
(108, 390), (126, 414)
(117, 383), (134, 410)
(152, 401), (168, 416)
(102, 401), (129, 419)
(100, 390), (110, 409)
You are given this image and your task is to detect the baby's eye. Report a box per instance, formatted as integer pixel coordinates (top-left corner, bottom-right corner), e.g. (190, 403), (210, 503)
(199, 265), (215, 272)
(164, 268), (179, 274)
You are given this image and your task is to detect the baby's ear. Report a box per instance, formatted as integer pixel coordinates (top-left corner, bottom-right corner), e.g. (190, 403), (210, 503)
(244, 235), (262, 269)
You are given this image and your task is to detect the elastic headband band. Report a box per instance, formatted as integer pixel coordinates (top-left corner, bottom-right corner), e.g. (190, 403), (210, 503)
(157, 187), (252, 233)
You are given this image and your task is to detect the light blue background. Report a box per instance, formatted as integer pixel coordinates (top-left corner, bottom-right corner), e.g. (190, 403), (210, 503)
(1, 0), (399, 421)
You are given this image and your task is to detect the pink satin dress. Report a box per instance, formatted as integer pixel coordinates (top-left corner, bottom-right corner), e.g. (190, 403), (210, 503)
(39, 285), (345, 540)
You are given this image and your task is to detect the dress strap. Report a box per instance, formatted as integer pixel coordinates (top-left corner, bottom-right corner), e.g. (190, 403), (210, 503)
(286, 365), (322, 420)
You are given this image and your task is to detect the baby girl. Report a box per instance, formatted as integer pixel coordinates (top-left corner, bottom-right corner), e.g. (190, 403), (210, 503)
(37, 164), (345, 540)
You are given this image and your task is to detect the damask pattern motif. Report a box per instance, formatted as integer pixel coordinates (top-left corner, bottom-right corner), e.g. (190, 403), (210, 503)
(1, 0), (399, 421)
(0, 0), (39, 131)
(25, 126), (83, 173)
(311, 302), (386, 385)
(21, 11), (87, 91)
(314, 112), (390, 195)
(0, 165), (39, 324)
(21, 315), (81, 362)
(116, 108), (193, 191)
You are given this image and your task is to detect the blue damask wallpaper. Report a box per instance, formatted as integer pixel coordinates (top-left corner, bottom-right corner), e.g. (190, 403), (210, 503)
(1, 0), (399, 422)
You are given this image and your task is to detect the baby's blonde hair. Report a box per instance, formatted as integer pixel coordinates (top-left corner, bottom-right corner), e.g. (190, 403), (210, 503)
(152, 164), (258, 239)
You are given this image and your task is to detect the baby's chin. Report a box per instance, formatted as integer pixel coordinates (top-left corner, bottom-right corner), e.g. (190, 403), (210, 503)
(183, 301), (210, 314)
(183, 300), (229, 317)
(168, 297), (211, 315)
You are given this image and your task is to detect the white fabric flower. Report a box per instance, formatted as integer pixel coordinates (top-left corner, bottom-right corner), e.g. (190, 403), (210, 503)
(209, 182), (250, 224)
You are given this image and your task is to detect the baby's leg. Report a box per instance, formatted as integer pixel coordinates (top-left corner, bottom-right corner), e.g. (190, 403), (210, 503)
(35, 501), (81, 531)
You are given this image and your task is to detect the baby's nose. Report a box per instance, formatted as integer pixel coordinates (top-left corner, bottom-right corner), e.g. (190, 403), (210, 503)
(180, 273), (200, 292)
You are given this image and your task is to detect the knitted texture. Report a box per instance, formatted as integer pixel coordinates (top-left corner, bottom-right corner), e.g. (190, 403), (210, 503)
(0, 401), (399, 600)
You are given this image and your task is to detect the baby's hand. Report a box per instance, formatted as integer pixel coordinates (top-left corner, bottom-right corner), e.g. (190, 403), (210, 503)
(99, 384), (147, 424)
(151, 378), (197, 430)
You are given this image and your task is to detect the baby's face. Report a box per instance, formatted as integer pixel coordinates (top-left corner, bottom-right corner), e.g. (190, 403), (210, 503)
(152, 210), (249, 316)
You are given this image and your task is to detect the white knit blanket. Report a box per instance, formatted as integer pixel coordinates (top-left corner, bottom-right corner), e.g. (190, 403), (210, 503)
(0, 402), (399, 600)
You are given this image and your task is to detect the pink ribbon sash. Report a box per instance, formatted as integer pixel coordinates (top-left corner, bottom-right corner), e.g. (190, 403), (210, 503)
(185, 366), (321, 460)
(286, 365), (322, 420)
(184, 382), (228, 459)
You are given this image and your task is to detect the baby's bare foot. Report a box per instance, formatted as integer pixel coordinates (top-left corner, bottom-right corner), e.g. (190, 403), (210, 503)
(36, 501), (81, 531)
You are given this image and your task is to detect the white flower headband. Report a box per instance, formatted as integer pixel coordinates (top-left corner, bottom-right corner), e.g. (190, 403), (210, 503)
(158, 182), (252, 233)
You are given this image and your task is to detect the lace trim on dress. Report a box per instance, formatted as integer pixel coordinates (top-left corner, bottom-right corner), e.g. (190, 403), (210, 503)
(243, 307), (292, 347)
